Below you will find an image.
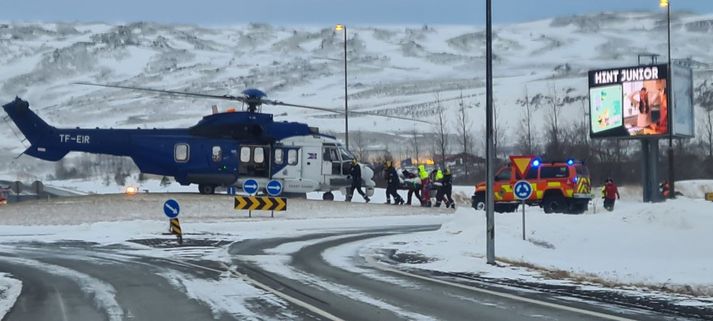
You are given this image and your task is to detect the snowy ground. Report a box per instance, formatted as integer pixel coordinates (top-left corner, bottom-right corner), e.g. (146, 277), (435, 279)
(0, 181), (712, 316)
(0, 273), (21, 320)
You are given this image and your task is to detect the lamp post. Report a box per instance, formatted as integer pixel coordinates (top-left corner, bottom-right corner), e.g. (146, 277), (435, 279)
(661, 0), (675, 199)
(485, 0), (495, 265)
(335, 24), (349, 150)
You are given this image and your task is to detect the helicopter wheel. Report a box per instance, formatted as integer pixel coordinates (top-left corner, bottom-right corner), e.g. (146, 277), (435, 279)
(198, 184), (216, 195)
(322, 192), (335, 201)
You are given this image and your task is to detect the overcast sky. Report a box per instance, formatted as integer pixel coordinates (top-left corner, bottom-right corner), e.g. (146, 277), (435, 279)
(1, 0), (712, 26)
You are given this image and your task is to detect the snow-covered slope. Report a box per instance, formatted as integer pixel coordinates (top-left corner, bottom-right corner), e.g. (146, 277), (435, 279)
(1, 12), (712, 178)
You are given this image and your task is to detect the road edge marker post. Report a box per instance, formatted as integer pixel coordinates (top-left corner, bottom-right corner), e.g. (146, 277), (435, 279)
(163, 199), (182, 245)
(170, 218), (183, 245)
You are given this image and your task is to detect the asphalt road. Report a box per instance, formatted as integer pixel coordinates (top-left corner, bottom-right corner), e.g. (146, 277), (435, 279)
(228, 225), (679, 321)
(0, 225), (705, 321)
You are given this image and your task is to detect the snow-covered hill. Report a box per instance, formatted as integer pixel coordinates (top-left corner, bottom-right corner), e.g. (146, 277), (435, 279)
(1, 12), (712, 179)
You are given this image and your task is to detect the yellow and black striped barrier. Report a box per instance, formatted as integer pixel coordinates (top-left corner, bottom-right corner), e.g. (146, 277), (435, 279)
(170, 218), (183, 245)
(234, 196), (287, 211)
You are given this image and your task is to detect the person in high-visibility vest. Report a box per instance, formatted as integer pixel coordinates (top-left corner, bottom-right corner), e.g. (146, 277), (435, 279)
(418, 164), (431, 207)
(435, 167), (454, 208)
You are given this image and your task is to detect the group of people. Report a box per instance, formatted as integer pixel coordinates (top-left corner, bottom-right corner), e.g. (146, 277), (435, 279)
(346, 159), (455, 208)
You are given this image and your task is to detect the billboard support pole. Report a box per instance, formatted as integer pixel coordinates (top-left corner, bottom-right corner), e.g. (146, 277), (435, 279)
(666, 1), (675, 199)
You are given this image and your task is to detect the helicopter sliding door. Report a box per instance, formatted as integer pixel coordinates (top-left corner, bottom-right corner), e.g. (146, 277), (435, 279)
(238, 145), (271, 178)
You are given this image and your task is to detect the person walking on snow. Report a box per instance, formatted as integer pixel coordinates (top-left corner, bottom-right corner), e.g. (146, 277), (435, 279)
(402, 169), (422, 205)
(603, 178), (620, 211)
(346, 159), (370, 203)
(385, 161), (404, 205)
(435, 167), (455, 209)
(418, 164), (431, 207)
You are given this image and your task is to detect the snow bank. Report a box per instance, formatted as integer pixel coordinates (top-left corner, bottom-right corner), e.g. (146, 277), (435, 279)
(675, 180), (713, 199)
(0, 273), (21, 320)
(367, 197), (713, 293)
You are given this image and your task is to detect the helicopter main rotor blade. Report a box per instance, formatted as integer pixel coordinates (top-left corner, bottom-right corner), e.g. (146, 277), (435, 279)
(350, 111), (433, 124)
(74, 82), (248, 103)
(267, 99), (431, 124)
(263, 99), (343, 113)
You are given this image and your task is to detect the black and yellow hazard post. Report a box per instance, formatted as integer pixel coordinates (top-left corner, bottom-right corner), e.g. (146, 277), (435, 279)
(234, 196), (287, 217)
(170, 218), (183, 245)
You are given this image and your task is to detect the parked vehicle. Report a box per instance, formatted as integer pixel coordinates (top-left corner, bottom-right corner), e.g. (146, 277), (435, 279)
(471, 158), (592, 214)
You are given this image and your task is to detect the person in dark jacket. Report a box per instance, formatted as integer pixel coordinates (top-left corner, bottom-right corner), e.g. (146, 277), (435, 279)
(435, 167), (455, 208)
(402, 169), (422, 206)
(346, 159), (370, 203)
(603, 178), (620, 211)
(385, 161), (404, 205)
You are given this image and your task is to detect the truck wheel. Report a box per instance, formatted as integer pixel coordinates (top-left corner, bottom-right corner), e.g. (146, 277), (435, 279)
(323, 192), (335, 201)
(472, 193), (485, 211)
(542, 194), (566, 213)
(494, 204), (510, 213)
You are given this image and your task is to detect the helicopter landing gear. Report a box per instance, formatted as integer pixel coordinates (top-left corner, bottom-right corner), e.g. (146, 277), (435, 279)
(198, 184), (216, 195)
(322, 191), (335, 201)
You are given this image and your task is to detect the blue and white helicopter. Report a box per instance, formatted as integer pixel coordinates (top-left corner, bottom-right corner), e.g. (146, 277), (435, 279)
(2, 84), (423, 199)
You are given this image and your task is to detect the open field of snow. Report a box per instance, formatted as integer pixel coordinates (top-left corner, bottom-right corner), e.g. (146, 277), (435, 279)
(364, 196), (713, 299)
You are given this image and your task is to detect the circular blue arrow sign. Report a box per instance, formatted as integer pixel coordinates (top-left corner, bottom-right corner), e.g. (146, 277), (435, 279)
(266, 180), (283, 196)
(514, 180), (533, 200)
(163, 199), (180, 218)
(243, 179), (259, 195)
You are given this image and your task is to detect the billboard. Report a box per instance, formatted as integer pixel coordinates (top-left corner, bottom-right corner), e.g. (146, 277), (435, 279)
(589, 64), (669, 138)
(672, 64), (694, 137)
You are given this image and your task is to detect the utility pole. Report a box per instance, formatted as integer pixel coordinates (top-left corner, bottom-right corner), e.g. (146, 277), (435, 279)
(485, 0), (495, 265)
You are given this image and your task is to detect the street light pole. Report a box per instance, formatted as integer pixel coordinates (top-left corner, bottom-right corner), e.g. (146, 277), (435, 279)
(336, 24), (349, 150)
(485, 0), (496, 265)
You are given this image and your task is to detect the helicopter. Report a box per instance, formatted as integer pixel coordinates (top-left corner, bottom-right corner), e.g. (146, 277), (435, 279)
(2, 84), (426, 198)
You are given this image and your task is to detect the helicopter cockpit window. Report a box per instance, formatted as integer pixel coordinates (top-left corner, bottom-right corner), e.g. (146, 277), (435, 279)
(274, 149), (284, 165)
(211, 146), (222, 162)
(287, 149), (298, 165)
(254, 147), (265, 164)
(240, 147), (251, 163)
(339, 147), (354, 161)
(174, 144), (189, 163)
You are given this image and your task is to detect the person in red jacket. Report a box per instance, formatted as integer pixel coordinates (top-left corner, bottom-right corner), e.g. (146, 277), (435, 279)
(603, 178), (620, 211)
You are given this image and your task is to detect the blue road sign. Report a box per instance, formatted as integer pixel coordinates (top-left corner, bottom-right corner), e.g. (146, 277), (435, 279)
(514, 180), (533, 200)
(163, 199), (180, 218)
(227, 186), (237, 195)
(243, 179), (259, 195)
(266, 180), (283, 196)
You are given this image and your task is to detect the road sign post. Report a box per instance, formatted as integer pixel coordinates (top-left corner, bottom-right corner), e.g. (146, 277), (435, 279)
(243, 179), (259, 218)
(266, 180), (283, 217)
(513, 180), (533, 241)
(163, 199), (182, 244)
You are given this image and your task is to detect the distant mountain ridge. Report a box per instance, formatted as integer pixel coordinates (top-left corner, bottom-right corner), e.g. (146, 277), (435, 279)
(0, 11), (712, 175)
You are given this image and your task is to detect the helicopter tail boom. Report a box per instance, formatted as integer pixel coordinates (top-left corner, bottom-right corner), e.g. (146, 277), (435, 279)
(3, 97), (69, 161)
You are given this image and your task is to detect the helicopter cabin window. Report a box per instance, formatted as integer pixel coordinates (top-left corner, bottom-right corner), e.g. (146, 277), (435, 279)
(274, 149), (284, 165)
(254, 147), (265, 163)
(287, 149), (298, 165)
(211, 146), (222, 162)
(240, 147), (251, 163)
(174, 144), (189, 163)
